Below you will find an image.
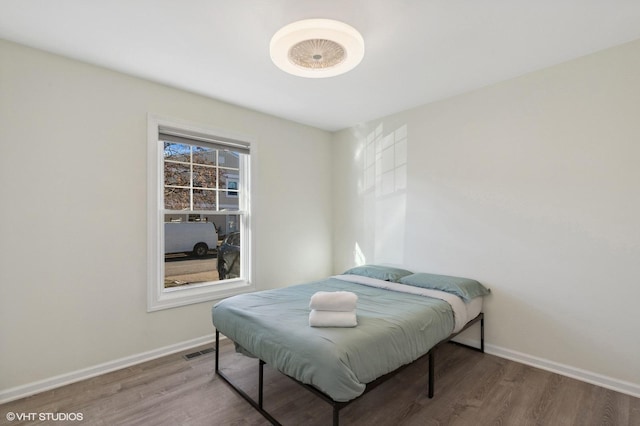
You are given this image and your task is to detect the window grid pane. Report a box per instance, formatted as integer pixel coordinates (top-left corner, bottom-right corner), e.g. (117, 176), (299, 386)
(193, 189), (217, 210)
(164, 142), (191, 162)
(164, 162), (191, 187)
(192, 145), (217, 166)
(164, 187), (190, 210)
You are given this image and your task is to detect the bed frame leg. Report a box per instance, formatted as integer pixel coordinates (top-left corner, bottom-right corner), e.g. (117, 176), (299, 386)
(481, 314), (485, 353)
(333, 405), (340, 426)
(215, 330), (220, 372)
(259, 360), (265, 408)
(428, 350), (435, 398)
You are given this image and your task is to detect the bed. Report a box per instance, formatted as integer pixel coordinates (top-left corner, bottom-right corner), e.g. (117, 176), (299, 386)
(212, 265), (490, 425)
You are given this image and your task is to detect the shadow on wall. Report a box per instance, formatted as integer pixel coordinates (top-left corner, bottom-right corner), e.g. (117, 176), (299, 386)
(354, 123), (408, 266)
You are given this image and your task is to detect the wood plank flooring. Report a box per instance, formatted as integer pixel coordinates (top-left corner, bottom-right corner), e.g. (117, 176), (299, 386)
(2, 339), (639, 425)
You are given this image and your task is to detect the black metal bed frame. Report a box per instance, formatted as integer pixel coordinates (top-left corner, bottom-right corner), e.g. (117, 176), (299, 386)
(215, 312), (484, 426)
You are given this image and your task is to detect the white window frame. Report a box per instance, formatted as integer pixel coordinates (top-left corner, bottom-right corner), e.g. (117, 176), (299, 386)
(147, 114), (254, 312)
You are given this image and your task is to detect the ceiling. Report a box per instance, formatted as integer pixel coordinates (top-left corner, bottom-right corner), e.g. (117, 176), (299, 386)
(2, 1), (640, 132)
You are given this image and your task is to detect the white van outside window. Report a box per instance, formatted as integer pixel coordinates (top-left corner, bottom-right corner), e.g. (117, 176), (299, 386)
(164, 222), (218, 257)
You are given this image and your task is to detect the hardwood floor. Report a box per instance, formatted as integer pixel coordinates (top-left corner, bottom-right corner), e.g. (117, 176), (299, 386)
(2, 340), (639, 425)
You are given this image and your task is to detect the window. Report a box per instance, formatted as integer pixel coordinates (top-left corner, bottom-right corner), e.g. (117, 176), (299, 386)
(147, 115), (253, 311)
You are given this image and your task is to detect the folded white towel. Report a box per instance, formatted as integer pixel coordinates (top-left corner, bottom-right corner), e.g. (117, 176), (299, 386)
(309, 310), (357, 328)
(309, 291), (358, 312)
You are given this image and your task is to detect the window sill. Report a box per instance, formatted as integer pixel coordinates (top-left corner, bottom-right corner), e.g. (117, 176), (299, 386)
(147, 279), (254, 312)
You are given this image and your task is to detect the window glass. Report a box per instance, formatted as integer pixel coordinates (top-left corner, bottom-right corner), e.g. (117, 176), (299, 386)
(160, 139), (247, 289)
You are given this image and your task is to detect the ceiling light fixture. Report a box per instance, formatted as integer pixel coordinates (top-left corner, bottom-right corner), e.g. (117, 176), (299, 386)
(270, 18), (365, 78)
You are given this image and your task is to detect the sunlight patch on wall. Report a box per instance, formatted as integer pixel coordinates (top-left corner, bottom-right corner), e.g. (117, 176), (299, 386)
(353, 242), (366, 266)
(360, 123), (408, 265)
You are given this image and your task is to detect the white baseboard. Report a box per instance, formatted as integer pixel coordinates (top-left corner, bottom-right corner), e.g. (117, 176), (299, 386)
(3, 335), (639, 404)
(453, 337), (640, 399)
(0, 334), (216, 404)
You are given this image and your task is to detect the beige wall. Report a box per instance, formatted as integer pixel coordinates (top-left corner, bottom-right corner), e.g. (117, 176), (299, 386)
(333, 39), (640, 388)
(2, 35), (640, 399)
(0, 39), (333, 392)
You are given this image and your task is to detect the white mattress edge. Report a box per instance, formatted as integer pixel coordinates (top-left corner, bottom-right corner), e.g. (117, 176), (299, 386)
(332, 274), (482, 333)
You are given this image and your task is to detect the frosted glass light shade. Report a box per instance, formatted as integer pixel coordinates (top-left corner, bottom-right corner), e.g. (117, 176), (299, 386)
(270, 19), (365, 78)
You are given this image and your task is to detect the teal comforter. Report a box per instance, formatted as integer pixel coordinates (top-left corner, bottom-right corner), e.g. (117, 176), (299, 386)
(211, 277), (454, 402)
